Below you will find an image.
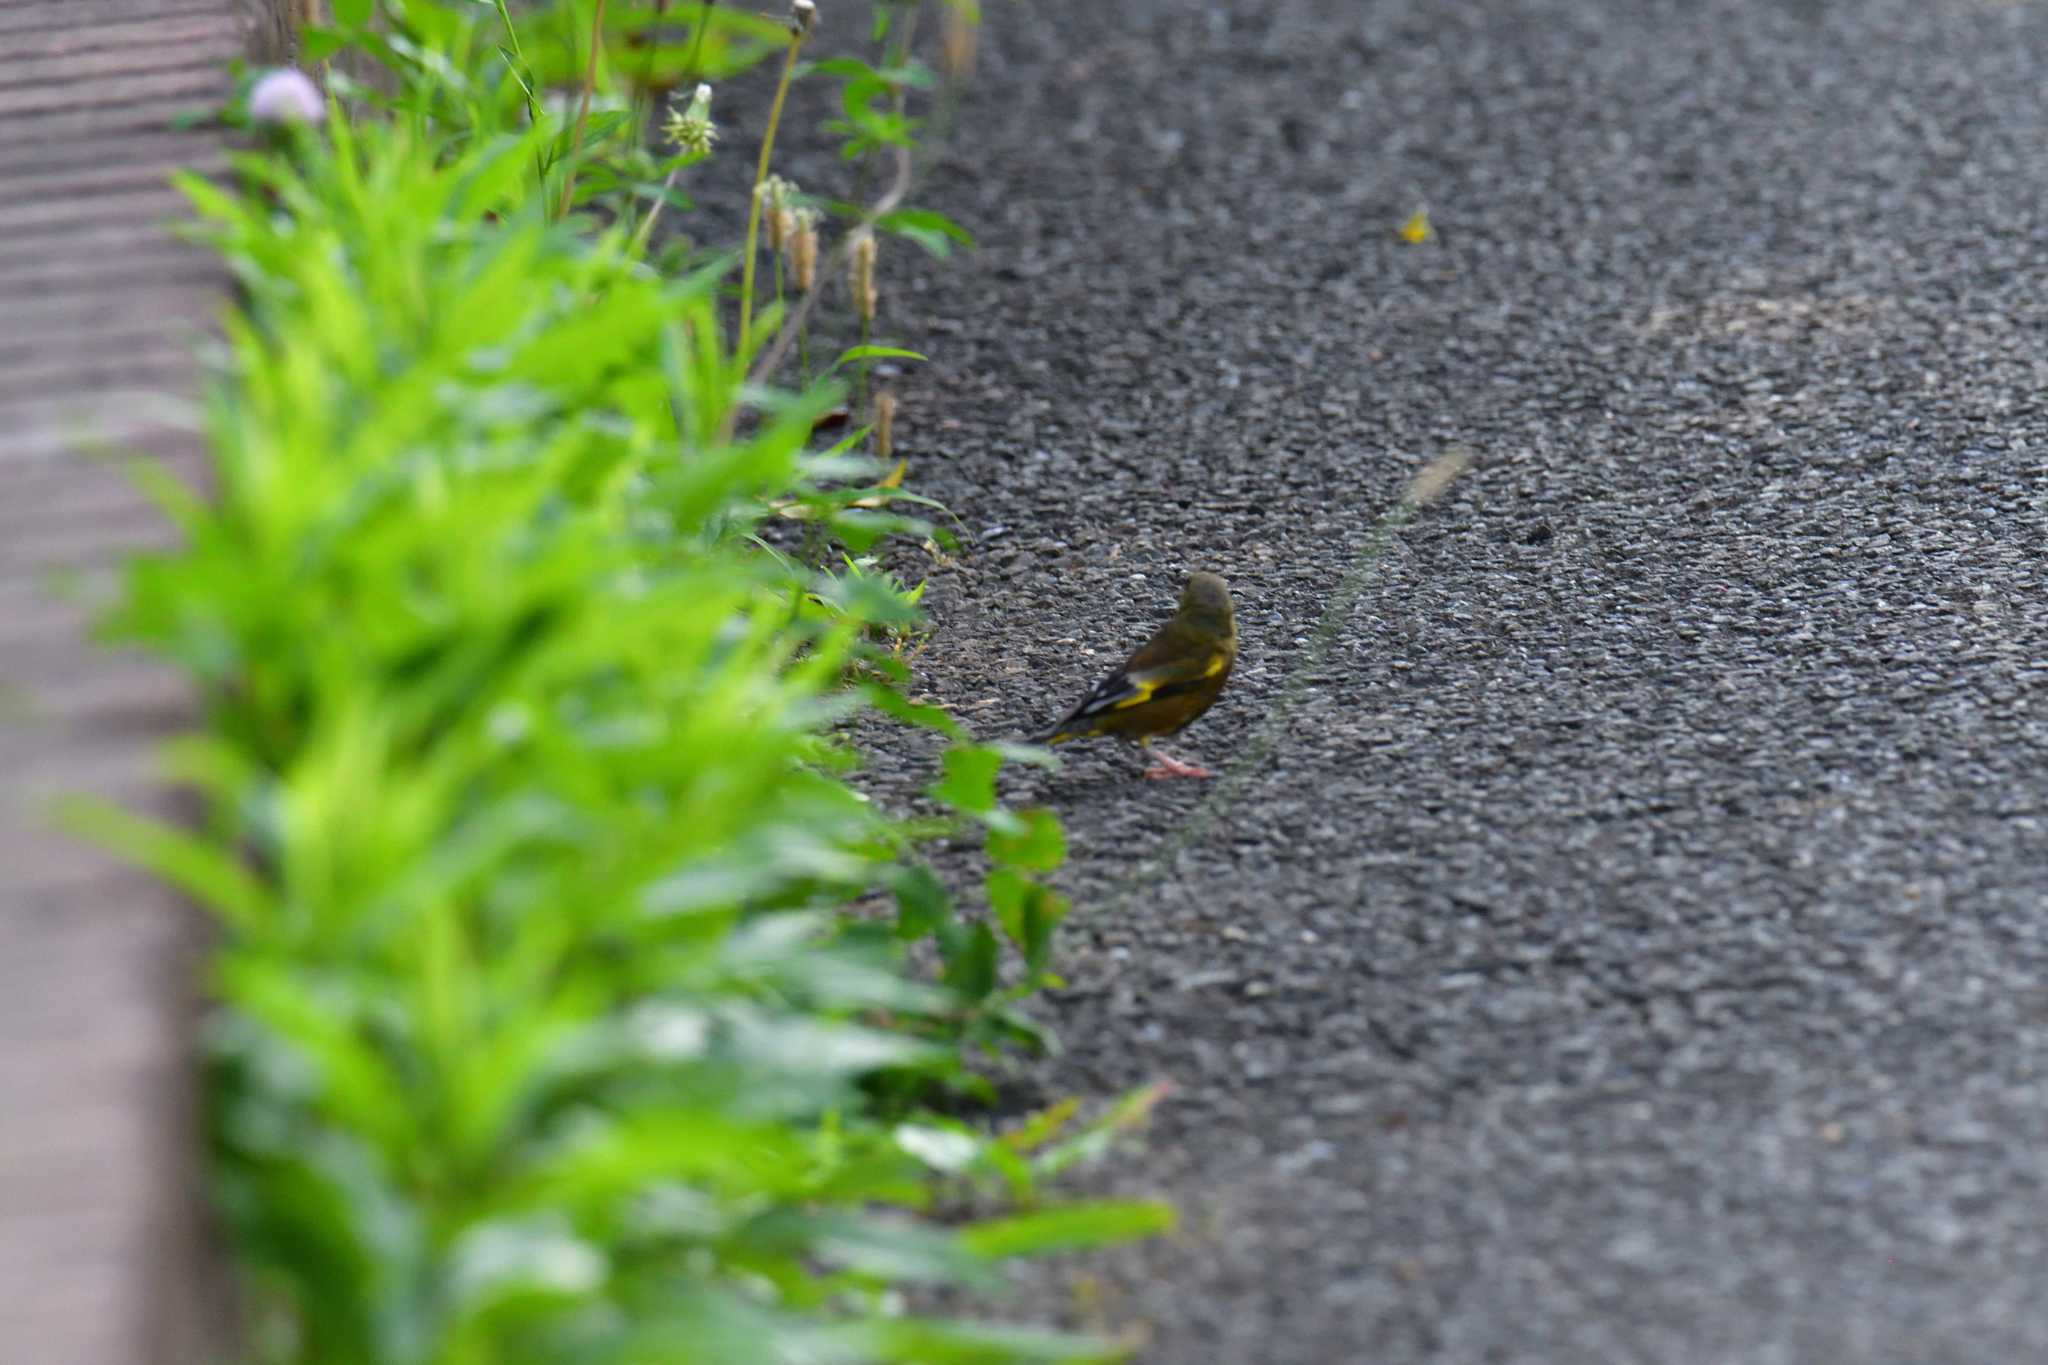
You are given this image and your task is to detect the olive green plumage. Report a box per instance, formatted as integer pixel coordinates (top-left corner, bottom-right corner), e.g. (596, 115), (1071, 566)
(1033, 571), (1235, 777)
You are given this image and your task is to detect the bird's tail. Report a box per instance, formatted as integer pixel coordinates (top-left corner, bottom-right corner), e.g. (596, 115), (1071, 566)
(1027, 724), (1072, 747)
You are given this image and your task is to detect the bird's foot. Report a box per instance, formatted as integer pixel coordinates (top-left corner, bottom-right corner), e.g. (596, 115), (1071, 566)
(1142, 751), (1212, 779)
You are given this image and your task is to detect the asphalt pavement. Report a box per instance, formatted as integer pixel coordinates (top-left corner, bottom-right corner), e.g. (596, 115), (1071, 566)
(856, 1), (2048, 1360)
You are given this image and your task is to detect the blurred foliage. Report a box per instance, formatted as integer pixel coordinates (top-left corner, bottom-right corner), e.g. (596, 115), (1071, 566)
(285, 0), (975, 271)
(68, 4), (1168, 1362)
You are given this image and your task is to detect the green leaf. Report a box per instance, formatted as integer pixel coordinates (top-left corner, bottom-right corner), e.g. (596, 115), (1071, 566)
(55, 797), (270, 933)
(1022, 886), (1070, 977)
(892, 863), (951, 939)
(987, 870), (1070, 978)
(1034, 1082), (1174, 1179)
(988, 807), (1064, 871)
(895, 1122), (983, 1173)
(929, 743), (1002, 815)
(298, 26), (352, 64)
(832, 344), (926, 369)
(1003, 1098), (1082, 1156)
(939, 921), (999, 1001)
(864, 681), (963, 739)
(877, 207), (975, 259)
(987, 867), (1028, 948)
(828, 1316), (1131, 1364)
(803, 56), (882, 80)
(331, 0), (373, 30)
(989, 739), (1062, 770)
(447, 1215), (606, 1311)
(741, 1209), (990, 1287)
(515, 1111), (814, 1209)
(817, 562), (927, 620)
(959, 1201), (1177, 1259)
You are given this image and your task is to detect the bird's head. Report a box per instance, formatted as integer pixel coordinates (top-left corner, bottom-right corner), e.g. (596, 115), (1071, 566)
(1178, 571), (1234, 634)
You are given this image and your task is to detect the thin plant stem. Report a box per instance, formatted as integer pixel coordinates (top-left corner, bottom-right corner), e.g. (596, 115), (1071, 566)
(490, 0), (550, 187)
(555, 0), (609, 221)
(739, 31), (806, 361)
(894, 6), (925, 84)
(772, 251), (788, 365)
(856, 314), (872, 418)
(859, 4), (922, 205)
(682, 0), (716, 86)
(645, 0), (670, 92)
(929, 2), (975, 154)
(627, 166), (684, 259)
(492, 0), (540, 128)
(774, 252), (812, 384)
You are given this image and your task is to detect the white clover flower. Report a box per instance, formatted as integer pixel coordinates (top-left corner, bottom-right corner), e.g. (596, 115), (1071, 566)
(247, 68), (324, 126)
(663, 83), (717, 156)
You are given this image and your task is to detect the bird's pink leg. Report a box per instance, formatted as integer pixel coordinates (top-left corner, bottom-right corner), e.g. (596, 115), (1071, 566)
(1142, 748), (1212, 779)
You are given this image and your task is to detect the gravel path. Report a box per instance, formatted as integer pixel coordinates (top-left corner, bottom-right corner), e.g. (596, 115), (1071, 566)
(854, 0), (2048, 1360)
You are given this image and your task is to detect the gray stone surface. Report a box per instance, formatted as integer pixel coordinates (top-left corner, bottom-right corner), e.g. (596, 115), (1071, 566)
(849, 1), (2048, 1359)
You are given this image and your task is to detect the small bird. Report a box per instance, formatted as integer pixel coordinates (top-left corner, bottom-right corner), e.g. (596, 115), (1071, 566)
(1032, 571), (1237, 779)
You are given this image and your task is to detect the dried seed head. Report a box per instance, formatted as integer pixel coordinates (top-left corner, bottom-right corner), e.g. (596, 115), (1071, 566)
(757, 175), (797, 252)
(848, 229), (878, 323)
(874, 391), (898, 460)
(941, 6), (977, 82)
(790, 212), (821, 293)
(790, 0), (817, 36)
(248, 68), (325, 126)
(662, 82), (718, 155)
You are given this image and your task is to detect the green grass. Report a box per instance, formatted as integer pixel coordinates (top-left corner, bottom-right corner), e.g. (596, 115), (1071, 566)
(66, 3), (1169, 1360)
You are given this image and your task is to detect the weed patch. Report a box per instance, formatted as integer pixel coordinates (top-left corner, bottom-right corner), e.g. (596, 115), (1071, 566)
(69, 3), (1168, 1359)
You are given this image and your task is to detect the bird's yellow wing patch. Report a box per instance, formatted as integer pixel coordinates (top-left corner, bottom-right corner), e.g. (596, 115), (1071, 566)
(1097, 675), (1159, 712)
(1073, 650), (1228, 724)
(1063, 672), (1154, 723)
(1100, 648), (1228, 713)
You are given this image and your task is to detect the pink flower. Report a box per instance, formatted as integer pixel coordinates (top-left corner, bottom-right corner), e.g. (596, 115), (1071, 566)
(248, 69), (325, 126)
